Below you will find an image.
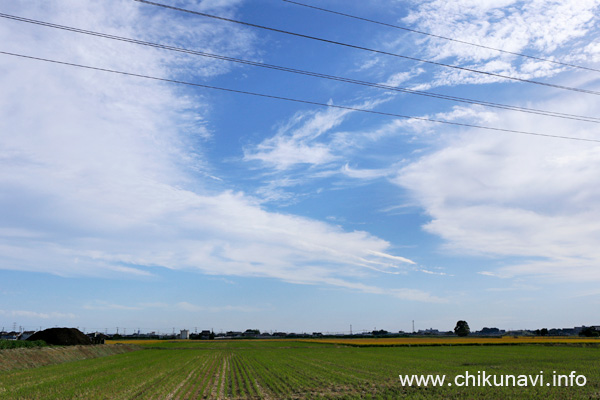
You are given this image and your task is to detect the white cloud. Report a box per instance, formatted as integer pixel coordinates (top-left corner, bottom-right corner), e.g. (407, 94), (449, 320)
(394, 89), (600, 281)
(245, 137), (338, 171)
(304, 277), (445, 303)
(0, 1), (434, 302)
(243, 97), (392, 171)
(341, 164), (393, 180)
(404, 0), (599, 58)
(397, 0), (600, 88)
(243, 106), (351, 170)
(381, 68), (426, 87)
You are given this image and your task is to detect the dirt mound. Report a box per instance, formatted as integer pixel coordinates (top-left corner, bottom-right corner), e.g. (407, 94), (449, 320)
(27, 328), (92, 346)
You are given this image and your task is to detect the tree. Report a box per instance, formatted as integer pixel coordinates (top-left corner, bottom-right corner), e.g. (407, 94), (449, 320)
(480, 327), (500, 335)
(454, 320), (470, 337)
(579, 327), (599, 337)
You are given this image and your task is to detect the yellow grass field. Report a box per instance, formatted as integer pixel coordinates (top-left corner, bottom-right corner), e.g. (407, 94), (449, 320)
(301, 336), (600, 346)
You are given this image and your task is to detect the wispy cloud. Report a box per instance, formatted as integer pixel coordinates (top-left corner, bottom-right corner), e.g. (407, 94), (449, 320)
(315, 278), (446, 303)
(402, 0), (600, 64)
(341, 164), (394, 180)
(0, 1), (434, 301)
(353, 0), (600, 91)
(243, 106), (351, 170)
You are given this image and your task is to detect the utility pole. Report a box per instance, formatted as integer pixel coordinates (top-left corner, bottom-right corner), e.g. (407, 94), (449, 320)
(412, 320), (415, 333)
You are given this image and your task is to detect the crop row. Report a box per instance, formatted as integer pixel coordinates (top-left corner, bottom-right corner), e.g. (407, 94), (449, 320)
(1, 342), (600, 399)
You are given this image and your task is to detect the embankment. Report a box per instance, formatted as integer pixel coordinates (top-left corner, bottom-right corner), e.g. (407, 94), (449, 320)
(0, 344), (140, 371)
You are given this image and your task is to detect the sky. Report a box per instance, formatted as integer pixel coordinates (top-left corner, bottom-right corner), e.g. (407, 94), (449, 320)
(1, 0), (600, 335)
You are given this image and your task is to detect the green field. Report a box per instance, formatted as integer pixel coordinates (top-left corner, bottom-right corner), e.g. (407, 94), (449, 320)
(0, 340), (47, 350)
(1, 340), (599, 399)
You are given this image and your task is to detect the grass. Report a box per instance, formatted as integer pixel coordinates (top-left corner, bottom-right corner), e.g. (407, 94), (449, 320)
(0, 344), (139, 372)
(1, 340), (599, 399)
(0, 340), (47, 350)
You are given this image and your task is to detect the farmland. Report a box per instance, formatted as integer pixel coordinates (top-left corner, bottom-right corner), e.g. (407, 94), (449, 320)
(301, 336), (600, 346)
(1, 340), (599, 399)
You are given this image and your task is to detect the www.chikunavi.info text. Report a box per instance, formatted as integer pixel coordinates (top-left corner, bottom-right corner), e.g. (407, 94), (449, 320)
(399, 371), (587, 387)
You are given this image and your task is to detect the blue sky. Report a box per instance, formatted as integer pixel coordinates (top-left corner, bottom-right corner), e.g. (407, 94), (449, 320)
(1, 0), (600, 334)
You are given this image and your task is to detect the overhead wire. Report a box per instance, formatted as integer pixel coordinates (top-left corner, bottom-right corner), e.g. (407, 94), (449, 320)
(1, 50), (599, 143)
(282, 0), (600, 74)
(1, 12), (599, 124)
(133, 0), (600, 96)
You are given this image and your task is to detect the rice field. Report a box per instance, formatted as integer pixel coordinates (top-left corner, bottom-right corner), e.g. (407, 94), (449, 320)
(1, 340), (599, 399)
(301, 336), (600, 346)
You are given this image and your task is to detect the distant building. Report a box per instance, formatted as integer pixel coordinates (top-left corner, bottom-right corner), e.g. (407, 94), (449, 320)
(200, 330), (211, 340)
(88, 332), (107, 344)
(243, 329), (260, 337)
(18, 331), (36, 341)
(477, 327), (505, 336)
(180, 329), (189, 340)
(372, 329), (389, 336)
(574, 325), (600, 335)
(1, 331), (18, 340)
(418, 328), (440, 335)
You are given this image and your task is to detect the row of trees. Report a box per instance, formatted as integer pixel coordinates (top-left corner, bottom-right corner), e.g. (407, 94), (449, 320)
(453, 322), (599, 337)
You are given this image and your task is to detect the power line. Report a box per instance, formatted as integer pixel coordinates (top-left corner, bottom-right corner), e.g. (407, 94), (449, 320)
(1, 12), (598, 124)
(282, 0), (600, 74)
(2, 50), (599, 143)
(134, 0), (600, 96)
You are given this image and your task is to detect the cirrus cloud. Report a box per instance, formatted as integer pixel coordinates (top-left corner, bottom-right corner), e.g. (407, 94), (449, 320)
(0, 0), (435, 303)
